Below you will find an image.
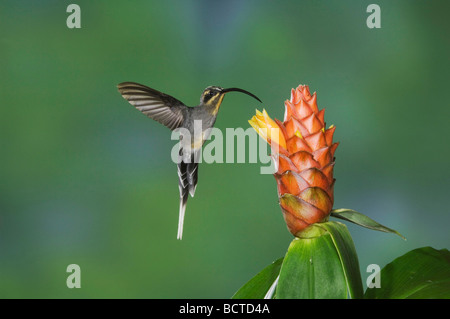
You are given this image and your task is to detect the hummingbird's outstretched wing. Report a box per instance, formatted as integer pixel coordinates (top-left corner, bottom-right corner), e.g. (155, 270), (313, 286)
(117, 82), (187, 130)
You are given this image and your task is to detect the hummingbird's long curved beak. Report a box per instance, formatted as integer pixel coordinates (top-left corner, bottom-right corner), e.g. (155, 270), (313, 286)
(222, 88), (262, 103)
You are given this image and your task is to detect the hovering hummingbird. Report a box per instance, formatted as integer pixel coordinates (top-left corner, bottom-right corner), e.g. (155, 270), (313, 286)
(117, 82), (262, 239)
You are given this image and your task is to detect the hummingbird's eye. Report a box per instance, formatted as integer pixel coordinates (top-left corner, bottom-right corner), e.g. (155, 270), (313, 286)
(204, 91), (214, 100)
(203, 89), (217, 103)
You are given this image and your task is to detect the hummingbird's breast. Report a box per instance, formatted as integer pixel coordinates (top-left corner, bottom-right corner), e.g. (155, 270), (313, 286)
(180, 106), (217, 154)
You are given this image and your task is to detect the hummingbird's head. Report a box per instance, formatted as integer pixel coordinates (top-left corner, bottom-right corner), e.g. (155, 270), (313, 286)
(200, 86), (262, 114)
(200, 86), (224, 106)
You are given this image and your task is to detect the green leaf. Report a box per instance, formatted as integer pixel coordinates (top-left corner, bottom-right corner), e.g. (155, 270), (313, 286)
(276, 225), (347, 299)
(318, 221), (364, 299)
(331, 208), (406, 240)
(364, 247), (450, 299)
(232, 257), (283, 299)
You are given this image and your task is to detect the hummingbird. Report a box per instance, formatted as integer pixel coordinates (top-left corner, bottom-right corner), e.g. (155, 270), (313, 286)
(117, 82), (262, 239)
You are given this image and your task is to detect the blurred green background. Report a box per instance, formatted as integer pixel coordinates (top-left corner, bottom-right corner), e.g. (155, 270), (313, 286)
(1, 0), (449, 298)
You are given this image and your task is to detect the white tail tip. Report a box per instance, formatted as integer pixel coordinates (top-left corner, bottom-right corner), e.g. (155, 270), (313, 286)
(177, 200), (187, 240)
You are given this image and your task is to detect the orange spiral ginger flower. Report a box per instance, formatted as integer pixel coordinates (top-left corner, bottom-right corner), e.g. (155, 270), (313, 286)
(249, 85), (338, 237)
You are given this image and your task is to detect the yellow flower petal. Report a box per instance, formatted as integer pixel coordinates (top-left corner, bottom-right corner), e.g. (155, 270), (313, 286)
(249, 118), (268, 142)
(255, 116), (268, 129)
(249, 109), (287, 150)
(262, 109), (278, 129)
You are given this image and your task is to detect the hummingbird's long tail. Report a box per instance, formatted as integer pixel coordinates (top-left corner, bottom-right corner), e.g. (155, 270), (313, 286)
(177, 150), (199, 240)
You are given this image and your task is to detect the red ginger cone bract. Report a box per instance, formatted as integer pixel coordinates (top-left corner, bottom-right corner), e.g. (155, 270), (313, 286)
(249, 85), (338, 236)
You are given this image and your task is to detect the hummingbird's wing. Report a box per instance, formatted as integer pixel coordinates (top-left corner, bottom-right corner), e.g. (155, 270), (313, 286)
(117, 82), (187, 130)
